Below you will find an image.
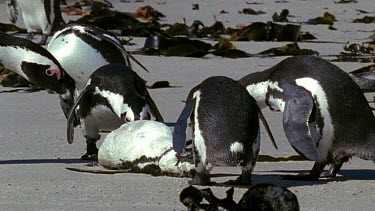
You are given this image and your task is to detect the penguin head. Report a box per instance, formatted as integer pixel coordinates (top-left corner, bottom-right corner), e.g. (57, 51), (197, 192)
(0, 33), (76, 94)
(0, 33), (76, 118)
(119, 96), (151, 123)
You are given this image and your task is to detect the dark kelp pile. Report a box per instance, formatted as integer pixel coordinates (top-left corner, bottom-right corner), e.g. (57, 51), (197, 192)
(133, 34), (318, 58)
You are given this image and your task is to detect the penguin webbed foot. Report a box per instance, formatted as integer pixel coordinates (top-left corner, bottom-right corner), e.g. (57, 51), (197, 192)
(224, 175), (252, 186)
(81, 153), (98, 161)
(81, 139), (99, 161)
(38, 34), (48, 45)
(188, 172), (215, 186)
(282, 161), (325, 181)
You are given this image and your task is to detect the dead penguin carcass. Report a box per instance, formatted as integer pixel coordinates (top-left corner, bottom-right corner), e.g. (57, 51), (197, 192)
(98, 120), (194, 176)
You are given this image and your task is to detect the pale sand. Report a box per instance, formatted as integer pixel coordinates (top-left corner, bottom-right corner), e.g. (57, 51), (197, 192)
(0, 0), (374, 210)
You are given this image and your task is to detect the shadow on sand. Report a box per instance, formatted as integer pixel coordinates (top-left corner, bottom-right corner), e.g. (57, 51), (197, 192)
(0, 158), (92, 165)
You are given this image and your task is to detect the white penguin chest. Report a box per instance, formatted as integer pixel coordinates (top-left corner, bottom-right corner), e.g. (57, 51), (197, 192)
(86, 105), (125, 131)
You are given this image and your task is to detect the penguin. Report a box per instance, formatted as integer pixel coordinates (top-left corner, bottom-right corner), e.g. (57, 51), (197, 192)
(66, 120), (195, 176)
(239, 55), (375, 180)
(66, 64), (164, 160)
(48, 23), (151, 159)
(6, 0), (66, 45)
(0, 32), (75, 118)
(47, 23), (149, 93)
(173, 76), (277, 185)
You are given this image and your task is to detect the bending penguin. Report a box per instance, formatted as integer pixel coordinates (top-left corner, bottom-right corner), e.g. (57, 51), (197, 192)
(48, 24), (152, 159)
(67, 64), (164, 160)
(173, 76), (277, 185)
(47, 23), (149, 93)
(0, 32), (76, 124)
(6, 0), (66, 45)
(239, 55), (375, 180)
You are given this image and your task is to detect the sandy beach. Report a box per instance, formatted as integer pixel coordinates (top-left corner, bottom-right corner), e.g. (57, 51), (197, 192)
(0, 0), (374, 210)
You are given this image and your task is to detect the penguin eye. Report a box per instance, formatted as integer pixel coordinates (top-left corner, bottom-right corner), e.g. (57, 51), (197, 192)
(45, 68), (61, 80)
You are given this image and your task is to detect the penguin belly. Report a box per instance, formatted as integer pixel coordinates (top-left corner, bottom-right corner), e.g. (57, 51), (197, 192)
(18, 1), (52, 34)
(85, 105), (125, 133)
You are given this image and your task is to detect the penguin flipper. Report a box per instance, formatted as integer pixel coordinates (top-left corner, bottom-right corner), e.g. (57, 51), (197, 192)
(280, 81), (320, 161)
(67, 87), (92, 144)
(6, 0), (18, 23)
(145, 89), (164, 122)
(173, 98), (196, 153)
(258, 110), (278, 150)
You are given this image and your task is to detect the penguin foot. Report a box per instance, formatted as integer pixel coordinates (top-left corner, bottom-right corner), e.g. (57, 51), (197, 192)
(81, 153), (98, 161)
(282, 174), (320, 181)
(83, 138), (99, 160)
(224, 177), (251, 186)
(320, 172), (337, 178)
(188, 173), (214, 186)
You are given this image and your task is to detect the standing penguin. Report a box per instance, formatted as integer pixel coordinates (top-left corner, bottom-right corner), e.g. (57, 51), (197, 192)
(173, 76), (277, 185)
(6, 0), (66, 45)
(0, 32), (75, 118)
(239, 55), (375, 180)
(47, 23), (149, 93)
(67, 64), (163, 160)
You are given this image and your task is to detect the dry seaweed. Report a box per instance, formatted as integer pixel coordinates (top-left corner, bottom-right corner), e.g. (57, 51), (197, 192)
(164, 22), (188, 36)
(334, 0), (357, 3)
(210, 38), (250, 58)
(272, 9), (289, 22)
(134, 35), (211, 57)
(240, 8), (266, 15)
(307, 12), (336, 25)
(71, 9), (161, 36)
(257, 43), (319, 57)
(353, 16), (375, 23)
(230, 22), (302, 42)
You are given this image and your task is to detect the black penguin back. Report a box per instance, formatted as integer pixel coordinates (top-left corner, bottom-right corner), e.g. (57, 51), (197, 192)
(191, 76), (260, 165)
(79, 64), (147, 119)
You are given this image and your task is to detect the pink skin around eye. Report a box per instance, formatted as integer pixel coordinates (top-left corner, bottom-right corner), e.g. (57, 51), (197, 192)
(45, 69), (61, 80)
(125, 117), (133, 122)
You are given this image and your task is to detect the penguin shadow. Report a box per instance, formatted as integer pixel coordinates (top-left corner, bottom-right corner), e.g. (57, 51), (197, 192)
(204, 168), (375, 188)
(0, 158), (92, 165)
(251, 169), (375, 188)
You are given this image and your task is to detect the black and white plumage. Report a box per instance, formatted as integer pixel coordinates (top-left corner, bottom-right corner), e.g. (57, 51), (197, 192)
(0, 32), (75, 117)
(6, 0), (66, 45)
(47, 23), (148, 93)
(239, 55), (375, 180)
(67, 64), (163, 160)
(97, 120), (194, 176)
(173, 76), (264, 185)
